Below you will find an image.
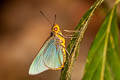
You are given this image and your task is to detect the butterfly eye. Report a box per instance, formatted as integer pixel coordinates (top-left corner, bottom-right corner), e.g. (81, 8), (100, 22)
(54, 27), (58, 31)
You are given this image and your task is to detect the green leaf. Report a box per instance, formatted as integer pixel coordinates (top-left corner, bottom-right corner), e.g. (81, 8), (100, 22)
(82, 3), (120, 80)
(60, 0), (104, 80)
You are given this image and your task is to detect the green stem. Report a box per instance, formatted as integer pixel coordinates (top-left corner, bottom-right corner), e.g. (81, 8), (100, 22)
(60, 0), (104, 80)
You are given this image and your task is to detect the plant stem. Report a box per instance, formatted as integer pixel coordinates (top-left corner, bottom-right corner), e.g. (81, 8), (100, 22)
(60, 0), (104, 80)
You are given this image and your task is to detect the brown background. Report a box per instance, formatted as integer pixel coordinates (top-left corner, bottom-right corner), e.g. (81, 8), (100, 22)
(0, 0), (120, 80)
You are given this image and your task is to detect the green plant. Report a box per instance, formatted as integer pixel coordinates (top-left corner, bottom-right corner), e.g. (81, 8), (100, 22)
(60, 0), (120, 80)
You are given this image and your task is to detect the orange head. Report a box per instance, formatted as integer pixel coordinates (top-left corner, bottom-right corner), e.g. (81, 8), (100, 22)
(52, 24), (61, 33)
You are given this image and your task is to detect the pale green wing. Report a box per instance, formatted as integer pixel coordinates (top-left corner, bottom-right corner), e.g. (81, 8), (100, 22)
(43, 39), (64, 69)
(29, 37), (54, 75)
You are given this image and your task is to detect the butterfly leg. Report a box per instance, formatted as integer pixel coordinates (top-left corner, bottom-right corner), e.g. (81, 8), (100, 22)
(57, 32), (77, 39)
(63, 30), (81, 39)
(62, 35), (77, 39)
(63, 47), (72, 63)
(59, 44), (71, 61)
(64, 30), (81, 33)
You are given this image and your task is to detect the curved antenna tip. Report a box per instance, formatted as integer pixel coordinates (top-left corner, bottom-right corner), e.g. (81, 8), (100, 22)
(39, 10), (52, 26)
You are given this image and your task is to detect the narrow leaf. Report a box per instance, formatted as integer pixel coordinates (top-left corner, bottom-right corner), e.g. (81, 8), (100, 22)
(60, 0), (104, 80)
(82, 2), (120, 80)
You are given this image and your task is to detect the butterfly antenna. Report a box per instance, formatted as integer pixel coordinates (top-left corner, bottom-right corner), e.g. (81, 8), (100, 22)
(53, 14), (56, 26)
(40, 11), (52, 26)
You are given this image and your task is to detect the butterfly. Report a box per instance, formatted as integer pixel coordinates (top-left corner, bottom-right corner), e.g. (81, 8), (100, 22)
(29, 24), (67, 75)
(29, 11), (67, 75)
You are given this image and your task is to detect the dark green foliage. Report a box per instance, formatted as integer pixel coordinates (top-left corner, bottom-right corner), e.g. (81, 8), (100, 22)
(82, 2), (120, 80)
(60, 0), (104, 80)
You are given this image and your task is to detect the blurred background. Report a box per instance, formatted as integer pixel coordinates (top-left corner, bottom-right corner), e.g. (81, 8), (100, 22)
(0, 0), (120, 80)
